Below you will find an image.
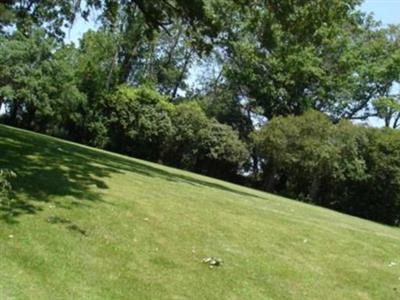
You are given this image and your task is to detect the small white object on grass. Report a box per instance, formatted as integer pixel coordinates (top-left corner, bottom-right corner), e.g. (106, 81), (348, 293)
(388, 262), (397, 267)
(8, 234), (13, 239)
(202, 257), (222, 268)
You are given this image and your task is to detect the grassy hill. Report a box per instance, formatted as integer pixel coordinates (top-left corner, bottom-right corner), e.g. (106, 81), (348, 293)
(0, 124), (399, 300)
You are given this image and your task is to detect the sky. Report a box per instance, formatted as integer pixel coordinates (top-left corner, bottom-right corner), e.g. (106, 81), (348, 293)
(361, 0), (400, 25)
(64, 10), (100, 45)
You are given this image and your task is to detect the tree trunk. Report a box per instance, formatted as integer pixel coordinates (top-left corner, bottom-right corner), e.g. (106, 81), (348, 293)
(9, 100), (20, 125)
(263, 162), (277, 192)
(106, 47), (119, 90)
(385, 115), (391, 128)
(171, 48), (193, 99)
(119, 54), (133, 84)
(309, 176), (320, 202)
(393, 114), (400, 129)
(251, 153), (259, 177)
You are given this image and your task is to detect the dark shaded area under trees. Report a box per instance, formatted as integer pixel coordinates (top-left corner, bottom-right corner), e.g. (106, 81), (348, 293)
(1, 0), (400, 225)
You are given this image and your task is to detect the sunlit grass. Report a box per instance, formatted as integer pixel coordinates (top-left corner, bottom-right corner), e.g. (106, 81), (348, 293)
(1, 124), (399, 299)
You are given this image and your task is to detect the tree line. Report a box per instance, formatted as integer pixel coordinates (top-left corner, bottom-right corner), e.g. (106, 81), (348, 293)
(1, 0), (400, 225)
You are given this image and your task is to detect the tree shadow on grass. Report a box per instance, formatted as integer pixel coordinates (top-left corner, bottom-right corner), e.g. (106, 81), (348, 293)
(0, 128), (117, 223)
(104, 156), (264, 200)
(0, 125), (263, 223)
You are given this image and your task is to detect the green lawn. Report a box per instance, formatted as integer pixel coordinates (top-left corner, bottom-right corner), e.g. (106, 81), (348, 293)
(1, 124), (399, 300)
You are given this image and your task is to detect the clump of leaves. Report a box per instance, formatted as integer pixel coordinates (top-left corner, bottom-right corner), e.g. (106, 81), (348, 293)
(202, 257), (223, 268)
(0, 169), (17, 211)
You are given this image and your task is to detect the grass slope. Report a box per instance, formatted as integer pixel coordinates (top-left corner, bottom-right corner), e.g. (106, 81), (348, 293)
(0, 124), (400, 300)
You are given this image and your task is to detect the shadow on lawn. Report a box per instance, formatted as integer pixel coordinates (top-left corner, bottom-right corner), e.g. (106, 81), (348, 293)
(0, 125), (262, 223)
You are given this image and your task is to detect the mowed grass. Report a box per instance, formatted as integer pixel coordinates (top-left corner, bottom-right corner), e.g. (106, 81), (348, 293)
(0, 124), (399, 300)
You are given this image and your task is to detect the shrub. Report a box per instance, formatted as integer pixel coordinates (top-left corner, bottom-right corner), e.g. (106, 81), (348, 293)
(0, 169), (16, 211)
(252, 110), (400, 225)
(166, 101), (249, 180)
(106, 85), (174, 160)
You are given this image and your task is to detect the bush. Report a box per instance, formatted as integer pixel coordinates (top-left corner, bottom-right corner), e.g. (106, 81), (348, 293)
(351, 128), (400, 225)
(195, 122), (249, 179)
(106, 85), (174, 160)
(166, 101), (249, 180)
(0, 169), (16, 211)
(93, 87), (249, 181)
(253, 110), (400, 225)
(253, 111), (366, 199)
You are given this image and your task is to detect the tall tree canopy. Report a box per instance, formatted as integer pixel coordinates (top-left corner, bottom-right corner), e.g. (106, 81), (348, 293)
(0, 0), (81, 38)
(0, 29), (85, 135)
(217, 0), (370, 119)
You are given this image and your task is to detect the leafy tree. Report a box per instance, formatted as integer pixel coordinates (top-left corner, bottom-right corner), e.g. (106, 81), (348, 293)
(76, 30), (120, 97)
(353, 128), (400, 225)
(253, 110), (367, 202)
(105, 85), (174, 160)
(0, 0), (81, 39)
(0, 1), (14, 31)
(89, 0), (218, 43)
(373, 97), (400, 128)
(61, 30), (121, 145)
(167, 101), (249, 179)
(195, 121), (249, 179)
(151, 24), (197, 98)
(73, 20), (196, 100)
(0, 169), (16, 212)
(200, 84), (253, 141)
(0, 29), (85, 136)
(339, 24), (400, 120)
(215, 0), (399, 120)
(165, 101), (210, 168)
(117, 22), (197, 96)
(360, 25), (400, 125)
(253, 110), (400, 225)
(93, 8), (200, 95)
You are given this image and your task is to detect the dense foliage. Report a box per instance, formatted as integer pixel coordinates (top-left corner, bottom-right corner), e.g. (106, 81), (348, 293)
(0, 30), (85, 136)
(253, 111), (400, 225)
(167, 101), (249, 179)
(1, 0), (400, 225)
